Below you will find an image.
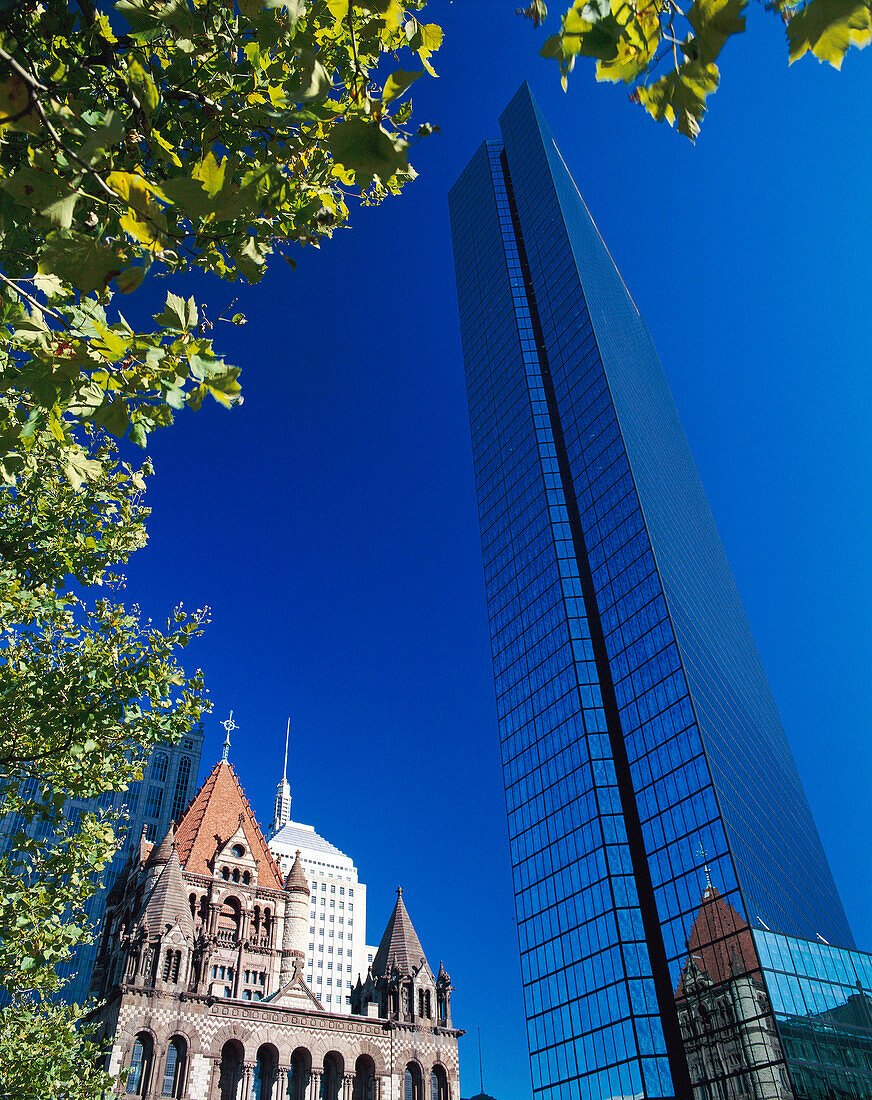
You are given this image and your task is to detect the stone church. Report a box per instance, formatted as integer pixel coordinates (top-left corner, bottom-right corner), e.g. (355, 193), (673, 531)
(90, 755), (462, 1099)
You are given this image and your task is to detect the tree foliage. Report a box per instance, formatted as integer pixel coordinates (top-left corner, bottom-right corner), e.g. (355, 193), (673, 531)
(0, 433), (209, 1097)
(0, 0), (440, 479)
(522, 0), (869, 139)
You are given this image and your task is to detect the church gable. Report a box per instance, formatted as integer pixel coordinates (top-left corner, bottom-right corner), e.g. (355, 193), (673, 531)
(266, 969), (324, 1011)
(174, 761), (284, 890)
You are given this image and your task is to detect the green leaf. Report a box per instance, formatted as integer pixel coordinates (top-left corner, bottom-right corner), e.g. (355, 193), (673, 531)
(115, 266), (147, 293)
(192, 152), (227, 198)
(787, 0), (872, 65)
(79, 111), (125, 166)
(159, 176), (216, 218)
(93, 399), (130, 437)
(1, 167), (78, 228)
(126, 59), (160, 117)
(64, 449), (103, 489)
(687, 0), (747, 63)
(33, 272), (67, 299)
(329, 119), (409, 188)
(263, 0), (306, 24)
(635, 60), (720, 140)
(382, 69), (423, 105)
(289, 50), (332, 102)
(38, 232), (122, 295)
(154, 291), (198, 330)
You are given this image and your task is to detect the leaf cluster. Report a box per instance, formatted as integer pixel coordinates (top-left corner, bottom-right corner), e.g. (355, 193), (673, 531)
(0, 0), (440, 471)
(0, 996), (114, 1100)
(530, 0), (869, 139)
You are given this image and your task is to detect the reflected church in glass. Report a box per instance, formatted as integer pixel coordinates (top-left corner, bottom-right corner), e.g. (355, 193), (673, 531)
(449, 84), (872, 1100)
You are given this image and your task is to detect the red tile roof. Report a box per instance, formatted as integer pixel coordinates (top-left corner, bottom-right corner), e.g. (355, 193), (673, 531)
(174, 760), (284, 891)
(676, 886), (760, 999)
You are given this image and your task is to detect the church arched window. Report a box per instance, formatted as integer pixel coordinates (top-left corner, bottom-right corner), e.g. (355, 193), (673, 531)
(430, 1065), (448, 1100)
(404, 1062), (423, 1100)
(126, 1032), (153, 1095)
(161, 1036), (187, 1098)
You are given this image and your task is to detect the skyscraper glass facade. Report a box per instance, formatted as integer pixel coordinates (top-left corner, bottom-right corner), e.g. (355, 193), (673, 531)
(449, 84), (858, 1100)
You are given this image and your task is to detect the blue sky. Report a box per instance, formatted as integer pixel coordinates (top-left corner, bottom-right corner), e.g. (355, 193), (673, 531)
(123, 6), (871, 1097)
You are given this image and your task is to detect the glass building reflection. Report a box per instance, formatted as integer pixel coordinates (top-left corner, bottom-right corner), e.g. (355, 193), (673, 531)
(449, 84), (868, 1100)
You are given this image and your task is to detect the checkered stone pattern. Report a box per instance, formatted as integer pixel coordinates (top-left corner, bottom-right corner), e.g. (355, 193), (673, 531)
(100, 989), (461, 1099)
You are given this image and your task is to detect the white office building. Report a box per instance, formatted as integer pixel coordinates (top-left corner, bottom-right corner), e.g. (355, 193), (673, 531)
(266, 746), (376, 1012)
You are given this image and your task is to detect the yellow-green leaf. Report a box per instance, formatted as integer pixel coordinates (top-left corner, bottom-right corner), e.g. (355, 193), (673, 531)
(382, 69), (423, 104)
(687, 0), (747, 63)
(597, 0), (660, 82)
(108, 171), (167, 250)
(636, 60), (720, 140)
(787, 0), (872, 66)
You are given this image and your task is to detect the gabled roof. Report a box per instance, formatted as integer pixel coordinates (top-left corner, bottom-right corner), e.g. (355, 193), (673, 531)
(371, 888), (432, 979)
(174, 760), (284, 890)
(675, 886), (760, 999)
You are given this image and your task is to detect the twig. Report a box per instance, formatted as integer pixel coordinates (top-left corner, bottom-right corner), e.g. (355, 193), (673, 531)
(0, 45), (49, 94)
(0, 270), (68, 325)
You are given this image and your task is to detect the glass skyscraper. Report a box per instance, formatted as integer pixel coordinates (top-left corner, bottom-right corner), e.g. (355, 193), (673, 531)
(449, 84), (869, 1100)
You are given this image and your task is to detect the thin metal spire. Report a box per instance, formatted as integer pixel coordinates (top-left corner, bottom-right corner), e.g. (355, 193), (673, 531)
(697, 844), (713, 891)
(478, 1027), (484, 1095)
(220, 710), (238, 762)
(282, 717), (290, 782)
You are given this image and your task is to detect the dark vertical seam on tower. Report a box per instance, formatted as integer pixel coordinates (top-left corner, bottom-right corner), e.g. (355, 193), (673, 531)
(499, 148), (693, 1100)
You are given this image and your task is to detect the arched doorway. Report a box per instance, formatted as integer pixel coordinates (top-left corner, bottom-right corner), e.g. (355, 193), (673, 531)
(288, 1048), (312, 1100)
(321, 1052), (344, 1100)
(218, 1039), (244, 1100)
(353, 1054), (376, 1100)
(253, 1044), (279, 1100)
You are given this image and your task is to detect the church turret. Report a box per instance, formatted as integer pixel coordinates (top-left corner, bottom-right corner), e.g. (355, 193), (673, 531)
(353, 888), (439, 1027)
(280, 849), (310, 986)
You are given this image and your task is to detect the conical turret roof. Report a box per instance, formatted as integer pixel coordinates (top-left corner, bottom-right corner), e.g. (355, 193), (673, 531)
(371, 888), (432, 979)
(174, 759), (284, 890)
(284, 850), (310, 894)
(138, 826), (193, 938)
(145, 823), (176, 868)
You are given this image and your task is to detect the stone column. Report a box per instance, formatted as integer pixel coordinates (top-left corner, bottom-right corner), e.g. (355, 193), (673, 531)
(342, 1073), (355, 1100)
(307, 1070), (321, 1100)
(241, 1063), (255, 1100)
(276, 1067), (289, 1100)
